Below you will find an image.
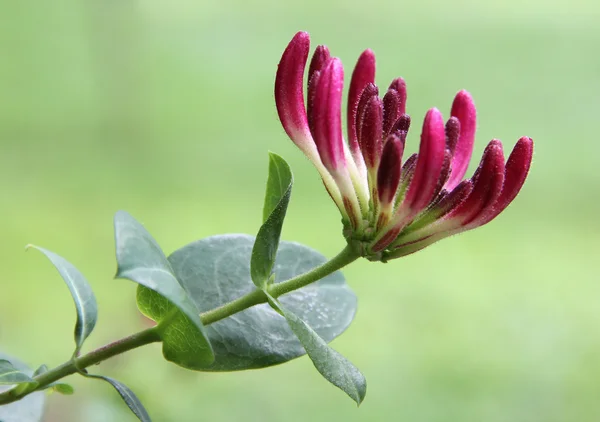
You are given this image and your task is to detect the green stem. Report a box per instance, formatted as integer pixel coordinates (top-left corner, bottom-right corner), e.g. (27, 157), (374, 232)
(0, 244), (359, 406)
(0, 327), (161, 405)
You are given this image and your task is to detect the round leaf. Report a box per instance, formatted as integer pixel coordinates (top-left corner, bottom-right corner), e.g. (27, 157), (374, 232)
(167, 234), (357, 371)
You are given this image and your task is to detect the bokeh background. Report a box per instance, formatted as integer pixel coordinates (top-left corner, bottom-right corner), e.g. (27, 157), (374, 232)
(1, 0), (599, 421)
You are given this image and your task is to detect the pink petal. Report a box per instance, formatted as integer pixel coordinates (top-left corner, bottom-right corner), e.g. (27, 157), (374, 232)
(312, 58), (346, 172)
(449, 139), (505, 225)
(403, 108), (447, 213)
(446, 90), (477, 190)
(274, 32), (313, 147)
(377, 135), (405, 206)
(347, 50), (376, 156)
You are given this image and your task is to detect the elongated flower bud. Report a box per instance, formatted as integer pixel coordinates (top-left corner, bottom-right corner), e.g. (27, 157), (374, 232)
(475, 136), (533, 226)
(377, 135), (404, 208)
(347, 50), (376, 155)
(446, 90), (477, 189)
(402, 108), (447, 213)
(448, 139), (505, 225)
(382, 78), (407, 136)
(312, 59), (346, 172)
(357, 95), (384, 171)
(275, 32), (313, 151)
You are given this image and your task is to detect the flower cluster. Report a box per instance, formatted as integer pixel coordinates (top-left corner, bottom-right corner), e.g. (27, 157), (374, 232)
(275, 31), (533, 261)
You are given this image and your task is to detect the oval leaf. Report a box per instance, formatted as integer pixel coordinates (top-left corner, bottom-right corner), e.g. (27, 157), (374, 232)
(251, 153), (293, 289)
(85, 374), (151, 422)
(165, 234), (357, 371)
(0, 353), (45, 422)
(114, 211), (214, 366)
(267, 294), (367, 405)
(27, 245), (98, 355)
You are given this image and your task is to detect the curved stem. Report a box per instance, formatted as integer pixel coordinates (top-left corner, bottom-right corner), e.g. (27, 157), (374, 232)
(0, 244), (360, 406)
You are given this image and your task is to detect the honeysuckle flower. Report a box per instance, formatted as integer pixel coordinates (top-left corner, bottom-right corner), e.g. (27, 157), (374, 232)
(275, 31), (533, 261)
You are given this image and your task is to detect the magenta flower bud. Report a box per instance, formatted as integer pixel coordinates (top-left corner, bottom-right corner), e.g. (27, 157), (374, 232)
(382, 78), (407, 136)
(377, 135), (404, 207)
(357, 95), (384, 171)
(347, 50), (376, 154)
(476, 136), (533, 226)
(446, 90), (477, 190)
(274, 32), (533, 261)
(275, 31), (313, 150)
(402, 108), (447, 213)
(391, 113), (411, 136)
(447, 139), (505, 225)
(312, 58), (346, 172)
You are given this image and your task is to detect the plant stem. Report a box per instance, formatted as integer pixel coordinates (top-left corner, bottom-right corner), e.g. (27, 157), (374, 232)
(0, 244), (359, 405)
(200, 244), (359, 324)
(0, 327), (161, 405)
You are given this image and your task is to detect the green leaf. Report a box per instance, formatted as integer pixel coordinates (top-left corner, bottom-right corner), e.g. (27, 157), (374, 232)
(261, 152), (293, 223)
(85, 374), (151, 422)
(251, 153), (293, 289)
(0, 353), (45, 422)
(0, 360), (34, 385)
(27, 245), (98, 356)
(267, 294), (367, 405)
(32, 365), (74, 395)
(114, 211), (214, 367)
(164, 234), (357, 371)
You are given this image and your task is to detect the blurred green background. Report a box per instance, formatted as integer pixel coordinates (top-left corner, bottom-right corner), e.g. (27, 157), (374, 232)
(1, 0), (599, 421)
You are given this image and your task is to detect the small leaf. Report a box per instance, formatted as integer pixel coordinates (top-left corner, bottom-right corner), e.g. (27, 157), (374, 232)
(84, 374), (151, 422)
(27, 245), (98, 356)
(0, 360), (34, 385)
(114, 211), (214, 366)
(0, 353), (45, 422)
(51, 382), (75, 395)
(31, 365), (74, 395)
(251, 153), (293, 289)
(267, 295), (367, 405)
(167, 234), (358, 371)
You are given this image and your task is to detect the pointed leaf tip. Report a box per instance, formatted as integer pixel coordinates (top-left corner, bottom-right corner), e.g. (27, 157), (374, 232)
(27, 245), (98, 355)
(267, 294), (367, 405)
(252, 153), (293, 289)
(84, 374), (151, 422)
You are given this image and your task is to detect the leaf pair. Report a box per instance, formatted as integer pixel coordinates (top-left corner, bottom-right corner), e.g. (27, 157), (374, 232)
(250, 153), (366, 405)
